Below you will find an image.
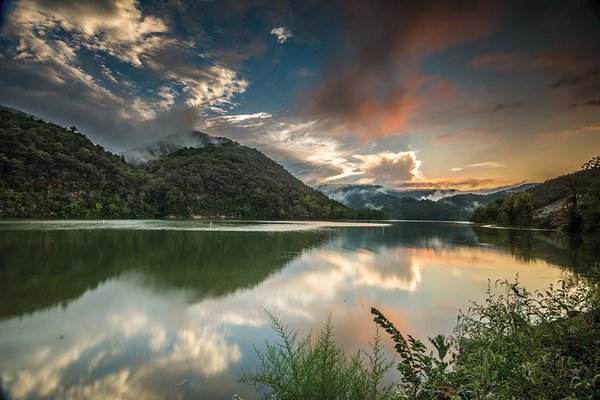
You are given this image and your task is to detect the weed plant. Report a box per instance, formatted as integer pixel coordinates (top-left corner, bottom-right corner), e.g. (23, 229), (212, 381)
(243, 266), (600, 399)
(241, 310), (395, 400)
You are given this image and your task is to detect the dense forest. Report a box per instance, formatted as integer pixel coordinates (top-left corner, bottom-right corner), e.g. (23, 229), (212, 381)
(471, 158), (600, 236)
(0, 108), (384, 220)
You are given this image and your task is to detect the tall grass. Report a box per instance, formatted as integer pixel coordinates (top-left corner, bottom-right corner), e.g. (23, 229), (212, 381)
(240, 310), (395, 399)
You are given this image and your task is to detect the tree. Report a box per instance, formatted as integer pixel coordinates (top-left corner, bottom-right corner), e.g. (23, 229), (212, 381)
(578, 156), (600, 234)
(582, 156), (600, 170)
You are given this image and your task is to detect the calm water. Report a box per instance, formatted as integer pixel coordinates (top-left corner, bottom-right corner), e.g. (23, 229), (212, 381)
(0, 220), (597, 399)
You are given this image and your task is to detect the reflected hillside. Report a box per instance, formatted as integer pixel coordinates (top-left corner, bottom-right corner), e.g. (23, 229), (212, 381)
(335, 222), (480, 251)
(332, 222), (599, 274)
(0, 229), (329, 319)
(471, 227), (600, 273)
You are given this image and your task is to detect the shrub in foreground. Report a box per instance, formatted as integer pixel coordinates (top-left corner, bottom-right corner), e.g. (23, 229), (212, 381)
(243, 267), (600, 399)
(372, 271), (600, 399)
(241, 311), (395, 400)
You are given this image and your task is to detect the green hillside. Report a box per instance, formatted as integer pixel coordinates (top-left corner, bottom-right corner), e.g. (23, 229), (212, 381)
(144, 144), (382, 219)
(0, 109), (160, 218)
(0, 108), (383, 220)
(471, 159), (600, 235)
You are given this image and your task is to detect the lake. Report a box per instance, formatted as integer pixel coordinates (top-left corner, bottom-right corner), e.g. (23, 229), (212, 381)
(0, 220), (597, 399)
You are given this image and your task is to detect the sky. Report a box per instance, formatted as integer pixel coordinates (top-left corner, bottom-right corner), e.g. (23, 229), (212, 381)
(1, 0), (599, 192)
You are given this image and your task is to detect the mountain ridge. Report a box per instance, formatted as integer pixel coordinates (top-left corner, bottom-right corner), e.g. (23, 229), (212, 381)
(318, 183), (538, 221)
(0, 108), (383, 220)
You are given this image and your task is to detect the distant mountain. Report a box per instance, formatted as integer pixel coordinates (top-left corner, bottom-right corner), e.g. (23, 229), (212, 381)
(318, 183), (538, 221)
(0, 108), (383, 220)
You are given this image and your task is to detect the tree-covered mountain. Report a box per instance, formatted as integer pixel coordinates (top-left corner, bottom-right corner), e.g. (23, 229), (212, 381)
(0, 108), (383, 220)
(0, 109), (160, 218)
(143, 144), (383, 219)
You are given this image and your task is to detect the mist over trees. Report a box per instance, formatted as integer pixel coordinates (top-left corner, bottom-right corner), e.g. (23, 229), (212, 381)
(0, 109), (384, 220)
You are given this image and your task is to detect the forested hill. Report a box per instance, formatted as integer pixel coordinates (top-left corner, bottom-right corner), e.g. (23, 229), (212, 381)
(0, 109), (159, 218)
(143, 144), (380, 219)
(471, 160), (600, 235)
(0, 108), (383, 220)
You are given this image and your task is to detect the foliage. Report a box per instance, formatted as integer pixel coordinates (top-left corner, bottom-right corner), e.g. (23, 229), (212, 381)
(369, 195), (459, 221)
(469, 155), (600, 235)
(243, 266), (600, 399)
(471, 192), (534, 226)
(0, 108), (385, 220)
(371, 308), (451, 399)
(0, 109), (161, 218)
(577, 156), (600, 235)
(371, 270), (600, 399)
(241, 311), (395, 400)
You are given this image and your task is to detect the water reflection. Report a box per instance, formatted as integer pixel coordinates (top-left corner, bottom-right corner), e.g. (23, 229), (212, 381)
(0, 228), (330, 318)
(0, 221), (598, 399)
(0, 280), (243, 399)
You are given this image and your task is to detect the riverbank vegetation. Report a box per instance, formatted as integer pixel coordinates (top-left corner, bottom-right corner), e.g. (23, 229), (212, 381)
(242, 266), (600, 399)
(471, 157), (600, 237)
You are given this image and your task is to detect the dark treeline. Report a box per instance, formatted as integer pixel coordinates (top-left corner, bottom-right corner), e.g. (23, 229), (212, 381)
(0, 109), (385, 220)
(471, 192), (534, 227)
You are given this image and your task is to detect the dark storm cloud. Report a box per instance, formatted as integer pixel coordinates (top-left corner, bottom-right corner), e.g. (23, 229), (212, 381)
(551, 67), (600, 88)
(490, 102), (524, 112)
(586, 99), (600, 107)
(304, 0), (506, 140)
(568, 99), (600, 109)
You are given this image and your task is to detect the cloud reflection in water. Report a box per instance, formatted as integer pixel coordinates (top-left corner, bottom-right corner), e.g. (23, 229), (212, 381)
(0, 223), (571, 399)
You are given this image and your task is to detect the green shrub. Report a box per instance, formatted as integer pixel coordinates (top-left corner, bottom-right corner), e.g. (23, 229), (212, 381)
(243, 267), (600, 399)
(241, 310), (395, 400)
(372, 270), (600, 399)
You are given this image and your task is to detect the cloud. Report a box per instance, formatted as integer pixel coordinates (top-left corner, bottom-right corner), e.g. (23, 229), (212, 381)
(399, 178), (497, 191)
(568, 99), (600, 108)
(270, 26), (292, 44)
(431, 129), (493, 144)
(490, 102), (524, 112)
(467, 52), (585, 73)
(551, 67), (600, 88)
(304, 0), (505, 140)
(468, 51), (600, 104)
(254, 119), (363, 184)
(354, 151), (422, 184)
(556, 123), (600, 138)
(451, 161), (506, 172)
(205, 112), (272, 128)
(204, 112), (427, 189)
(156, 86), (177, 110)
(165, 65), (249, 112)
(9, 0), (170, 67)
(233, 116), (425, 187)
(0, 0), (250, 150)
